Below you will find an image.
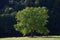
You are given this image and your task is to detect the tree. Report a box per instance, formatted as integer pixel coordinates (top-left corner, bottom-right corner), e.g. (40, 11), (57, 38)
(14, 7), (49, 36)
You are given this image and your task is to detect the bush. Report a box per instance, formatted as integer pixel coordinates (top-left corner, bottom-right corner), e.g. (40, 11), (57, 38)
(14, 7), (49, 36)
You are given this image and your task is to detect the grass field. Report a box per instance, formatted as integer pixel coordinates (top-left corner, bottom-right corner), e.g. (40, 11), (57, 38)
(0, 37), (60, 40)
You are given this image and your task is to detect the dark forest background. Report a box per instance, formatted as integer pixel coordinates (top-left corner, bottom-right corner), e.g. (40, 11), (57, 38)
(0, 0), (60, 37)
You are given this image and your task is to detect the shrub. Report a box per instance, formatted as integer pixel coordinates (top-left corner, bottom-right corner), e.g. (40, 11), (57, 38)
(14, 7), (49, 36)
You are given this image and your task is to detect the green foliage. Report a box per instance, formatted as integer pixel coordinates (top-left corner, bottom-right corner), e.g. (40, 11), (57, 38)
(14, 7), (49, 36)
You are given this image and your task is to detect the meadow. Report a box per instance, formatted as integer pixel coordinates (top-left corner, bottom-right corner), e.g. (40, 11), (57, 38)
(0, 37), (60, 40)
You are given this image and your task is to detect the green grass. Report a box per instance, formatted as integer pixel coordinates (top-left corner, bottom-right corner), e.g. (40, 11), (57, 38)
(0, 37), (60, 40)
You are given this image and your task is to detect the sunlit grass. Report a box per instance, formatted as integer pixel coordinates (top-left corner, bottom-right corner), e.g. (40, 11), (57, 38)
(0, 37), (60, 40)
